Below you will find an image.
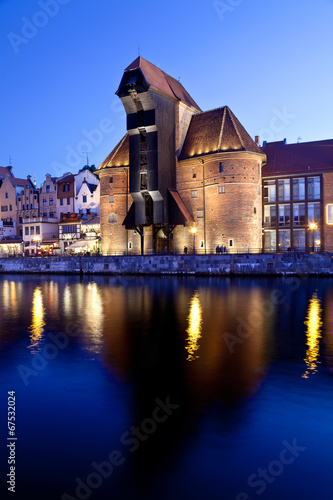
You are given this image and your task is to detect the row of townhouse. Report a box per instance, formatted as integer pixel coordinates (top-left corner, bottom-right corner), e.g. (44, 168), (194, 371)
(0, 166), (101, 255)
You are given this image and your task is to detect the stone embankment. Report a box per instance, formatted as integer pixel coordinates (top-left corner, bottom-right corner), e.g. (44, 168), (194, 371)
(0, 253), (333, 275)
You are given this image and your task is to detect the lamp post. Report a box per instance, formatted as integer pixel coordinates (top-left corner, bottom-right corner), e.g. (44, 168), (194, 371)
(309, 223), (317, 252)
(191, 227), (197, 255)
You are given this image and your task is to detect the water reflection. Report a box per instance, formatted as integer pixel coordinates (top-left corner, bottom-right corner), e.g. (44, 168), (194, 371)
(185, 291), (202, 361)
(28, 287), (45, 353)
(83, 282), (104, 354)
(302, 292), (322, 379)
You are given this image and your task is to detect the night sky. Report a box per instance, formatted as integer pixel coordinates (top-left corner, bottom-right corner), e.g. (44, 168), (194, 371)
(1, 0), (333, 182)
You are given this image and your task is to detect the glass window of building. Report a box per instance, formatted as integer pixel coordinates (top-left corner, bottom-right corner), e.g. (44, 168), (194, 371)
(30, 226), (34, 235)
(264, 205), (276, 227)
(278, 205), (290, 226)
(308, 203), (320, 224)
(264, 180), (276, 202)
(278, 230), (290, 251)
(36, 226), (40, 235)
(191, 190), (198, 198)
(293, 229), (306, 250)
(264, 230), (276, 252)
(278, 179), (290, 201)
(293, 178), (305, 200)
(308, 177), (320, 200)
(293, 204), (305, 226)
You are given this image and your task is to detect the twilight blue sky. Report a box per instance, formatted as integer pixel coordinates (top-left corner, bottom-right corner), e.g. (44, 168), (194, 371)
(1, 0), (333, 183)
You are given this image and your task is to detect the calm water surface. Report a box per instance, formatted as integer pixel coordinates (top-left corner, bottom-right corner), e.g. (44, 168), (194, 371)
(0, 275), (333, 500)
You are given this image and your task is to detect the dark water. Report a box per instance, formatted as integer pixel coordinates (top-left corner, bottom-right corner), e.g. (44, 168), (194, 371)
(0, 274), (333, 500)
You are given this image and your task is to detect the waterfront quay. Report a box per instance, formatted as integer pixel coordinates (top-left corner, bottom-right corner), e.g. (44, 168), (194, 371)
(0, 253), (332, 275)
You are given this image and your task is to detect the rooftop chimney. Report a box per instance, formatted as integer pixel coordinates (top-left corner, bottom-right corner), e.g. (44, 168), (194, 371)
(255, 135), (260, 146)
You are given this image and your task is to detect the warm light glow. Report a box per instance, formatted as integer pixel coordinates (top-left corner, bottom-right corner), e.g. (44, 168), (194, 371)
(302, 292), (322, 379)
(191, 228), (197, 234)
(185, 291), (202, 361)
(309, 223), (317, 230)
(28, 287), (45, 352)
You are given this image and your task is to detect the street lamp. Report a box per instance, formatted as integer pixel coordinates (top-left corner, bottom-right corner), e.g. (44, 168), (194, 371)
(309, 223), (317, 252)
(191, 227), (197, 254)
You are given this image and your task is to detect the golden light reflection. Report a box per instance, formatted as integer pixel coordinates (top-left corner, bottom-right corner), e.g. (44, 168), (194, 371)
(302, 292), (322, 379)
(185, 291), (203, 361)
(83, 282), (104, 354)
(28, 287), (45, 352)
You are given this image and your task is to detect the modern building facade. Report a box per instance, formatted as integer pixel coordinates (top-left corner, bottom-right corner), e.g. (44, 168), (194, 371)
(261, 139), (333, 253)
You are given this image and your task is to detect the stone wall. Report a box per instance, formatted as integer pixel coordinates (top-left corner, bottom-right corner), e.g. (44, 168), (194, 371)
(0, 253), (333, 275)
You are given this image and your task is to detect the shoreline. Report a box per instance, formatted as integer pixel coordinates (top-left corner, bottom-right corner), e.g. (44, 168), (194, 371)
(0, 253), (332, 276)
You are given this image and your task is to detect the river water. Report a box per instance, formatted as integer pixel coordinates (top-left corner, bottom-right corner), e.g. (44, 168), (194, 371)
(0, 275), (332, 500)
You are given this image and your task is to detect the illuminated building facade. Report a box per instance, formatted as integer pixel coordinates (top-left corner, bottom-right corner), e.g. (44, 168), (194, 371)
(262, 139), (333, 252)
(98, 57), (333, 254)
(98, 57), (265, 254)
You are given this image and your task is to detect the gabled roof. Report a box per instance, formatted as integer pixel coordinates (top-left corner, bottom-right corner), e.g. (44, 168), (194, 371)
(57, 174), (74, 183)
(262, 139), (333, 176)
(179, 106), (262, 160)
(121, 56), (201, 111)
(0, 166), (14, 179)
(98, 134), (129, 170)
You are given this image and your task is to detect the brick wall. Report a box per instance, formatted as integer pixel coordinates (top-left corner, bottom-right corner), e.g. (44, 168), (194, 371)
(176, 152), (263, 253)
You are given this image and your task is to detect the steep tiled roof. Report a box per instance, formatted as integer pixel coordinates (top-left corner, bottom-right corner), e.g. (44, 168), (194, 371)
(98, 134), (129, 170)
(0, 166), (14, 179)
(262, 139), (333, 176)
(57, 174), (74, 183)
(179, 106), (262, 160)
(122, 57), (201, 111)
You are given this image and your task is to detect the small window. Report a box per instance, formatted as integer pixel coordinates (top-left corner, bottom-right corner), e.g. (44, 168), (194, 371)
(46, 185), (50, 193)
(23, 205), (25, 210)
(49, 198), (54, 206)
(9, 205), (12, 211)
(36, 226), (40, 235)
(109, 214), (117, 223)
(30, 204), (33, 209)
(63, 183), (70, 192)
(193, 167), (196, 179)
(197, 209), (203, 218)
(5, 193), (8, 198)
(30, 226), (34, 235)
(25, 227), (29, 235)
(191, 190), (198, 198)
(50, 212), (54, 218)
(83, 195), (87, 203)
(200, 240), (204, 249)
(43, 212), (47, 217)
(110, 177), (113, 184)
(67, 198), (70, 205)
(254, 207), (257, 214)
(140, 172), (147, 191)
(218, 186), (225, 194)
(128, 242), (132, 249)
(109, 195), (114, 203)
(219, 162), (223, 173)
(60, 199), (64, 206)
(229, 239), (234, 247)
